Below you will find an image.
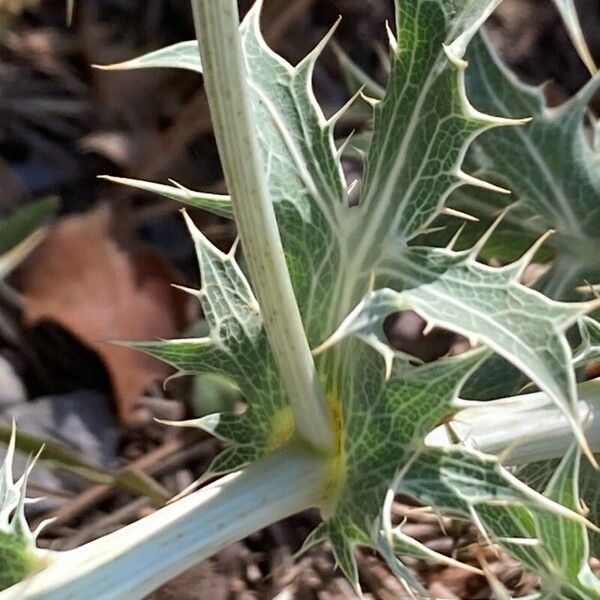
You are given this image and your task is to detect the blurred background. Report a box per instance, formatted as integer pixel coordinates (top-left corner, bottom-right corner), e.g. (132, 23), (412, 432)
(0, 1), (598, 598)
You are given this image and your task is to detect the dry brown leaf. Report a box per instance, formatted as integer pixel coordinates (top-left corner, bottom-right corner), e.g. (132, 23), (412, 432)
(16, 205), (191, 425)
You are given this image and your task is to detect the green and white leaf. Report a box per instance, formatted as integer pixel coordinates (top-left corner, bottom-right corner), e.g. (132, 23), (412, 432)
(335, 25), (600, 301)
(446, 31), (600, 398)
(454, 32), (600, 300)
(133, 213), (292, 477)
(398, 444), (599, 597)
(354, 0), (511, 262)
(430, 383), (600, 593)
(518, 449), (600, 559)
(477, 445), (600, 599)
(100, 0), (523, 346)
(320, 237), (594, 454)
(317, 344), (490, 590)
(100, 176), (233, 219)
(97, 41), (203, 73)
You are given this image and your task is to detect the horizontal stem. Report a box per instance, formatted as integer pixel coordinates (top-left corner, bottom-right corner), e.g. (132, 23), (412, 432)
(1, 443), (327, 600)
(427, 378), (600, 464)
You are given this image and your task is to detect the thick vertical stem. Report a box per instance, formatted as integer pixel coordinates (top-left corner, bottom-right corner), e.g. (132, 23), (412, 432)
(190, 0), (334, 452)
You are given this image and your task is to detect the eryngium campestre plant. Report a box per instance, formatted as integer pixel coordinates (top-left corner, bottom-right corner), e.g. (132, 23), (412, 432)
(1, 1), (599, 598)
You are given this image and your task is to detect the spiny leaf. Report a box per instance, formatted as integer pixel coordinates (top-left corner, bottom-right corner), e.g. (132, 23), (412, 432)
(478, 446), (600, 598)
(402, 446), (600, 597)
(390, 444), (595, 596)
(134, 213), (291, 476)
(519, 450), (600, 557)
(101, 0), (520, 349)
(96, 41), (203, 73)
(320, 236), (594, 457)
(448, 29), (600, 399)
(99, 0), (600, 595)
(399, 446), (578, 523)
(336, 26), (600, 301)
(454, 32), (600, 299)
(356, 0), (511, 259)
(100, 176), (232, 219)
(0, 428), (20, 530)
(536, 446), (597, 591)
(237, 3), (349, 344)
(319, 343), (488, 590)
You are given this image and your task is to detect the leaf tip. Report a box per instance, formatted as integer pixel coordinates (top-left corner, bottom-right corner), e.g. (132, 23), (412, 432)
(301, 16), (342, 69)
(457, 172), (511, 195)
(385, 20), (397, 53)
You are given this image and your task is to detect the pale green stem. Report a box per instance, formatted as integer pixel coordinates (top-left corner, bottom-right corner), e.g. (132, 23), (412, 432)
(190, 0), (334, 452)
(427, 378), (600, 464)
(1, 443), (327, 600)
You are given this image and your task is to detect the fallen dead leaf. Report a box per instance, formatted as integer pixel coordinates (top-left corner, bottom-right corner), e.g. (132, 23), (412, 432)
(16, 205), (191, 424)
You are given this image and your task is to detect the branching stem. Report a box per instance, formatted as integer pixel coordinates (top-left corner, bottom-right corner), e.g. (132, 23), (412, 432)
(190, 0), (334, 452)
